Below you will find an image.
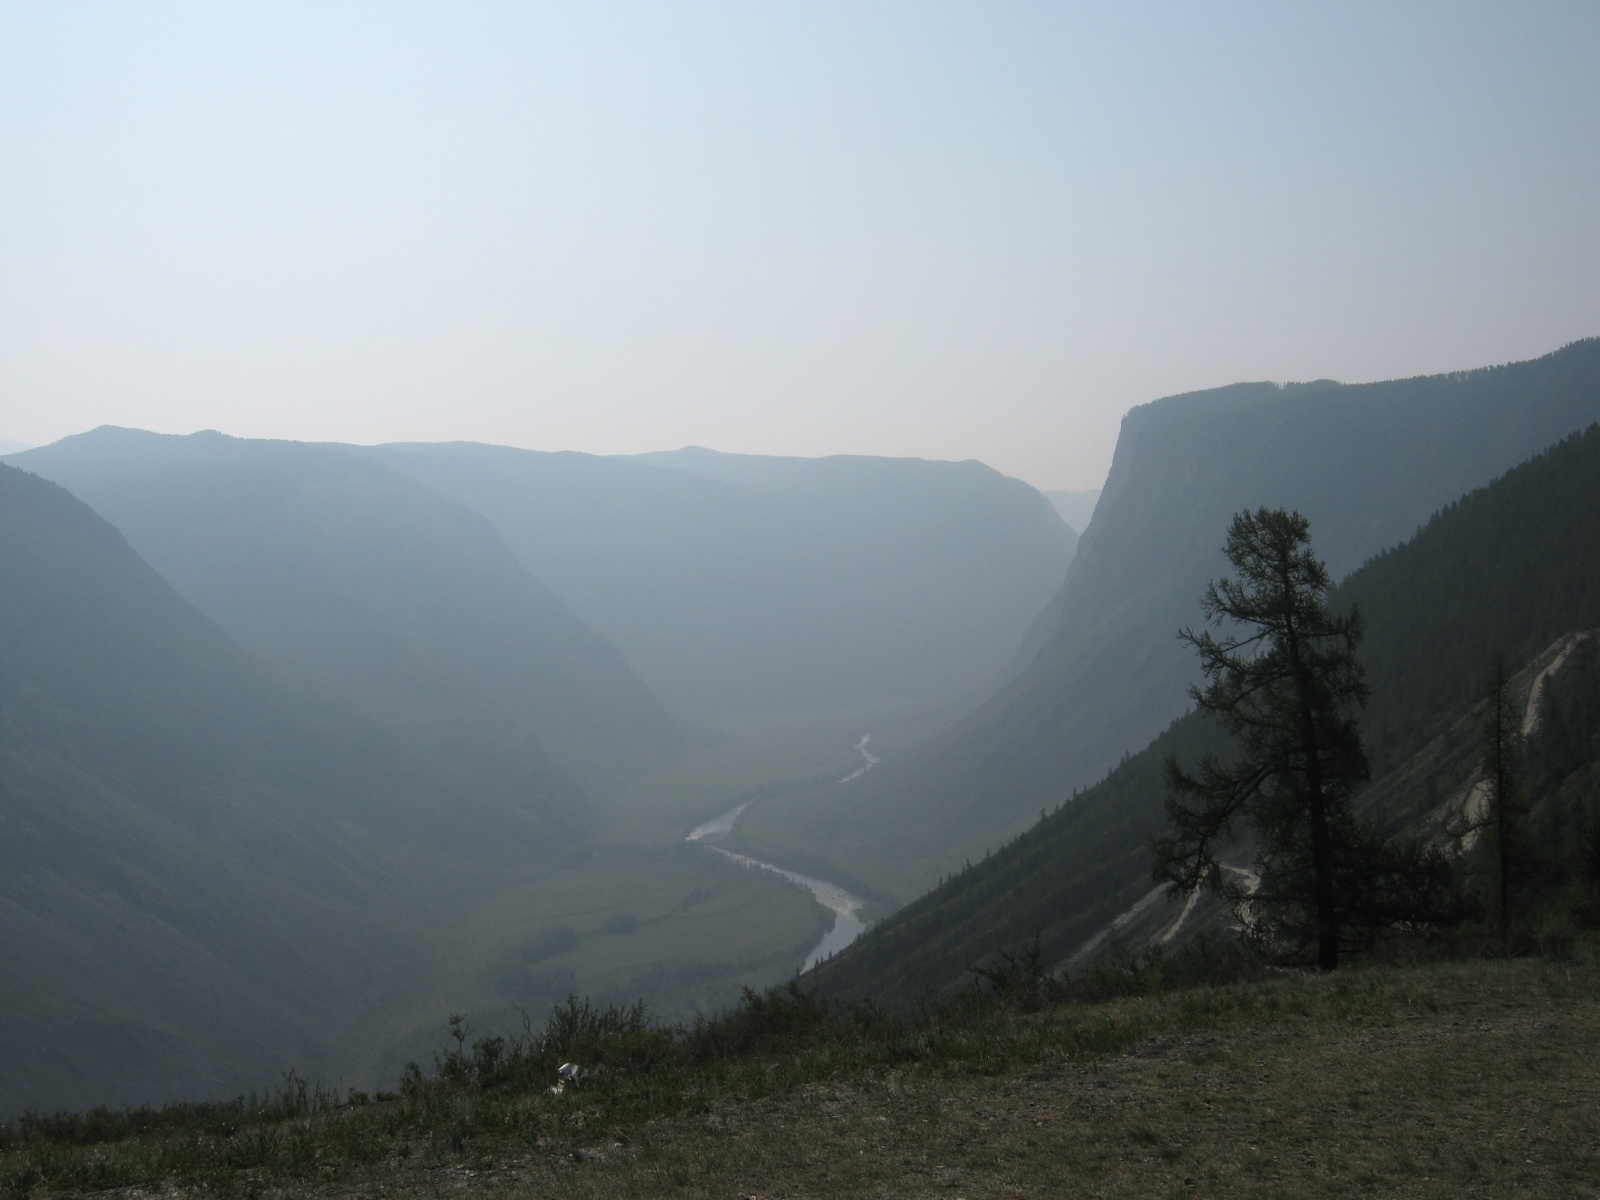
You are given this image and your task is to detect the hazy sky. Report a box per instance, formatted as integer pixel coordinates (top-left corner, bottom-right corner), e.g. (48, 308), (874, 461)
(3, 3), (1598, 489)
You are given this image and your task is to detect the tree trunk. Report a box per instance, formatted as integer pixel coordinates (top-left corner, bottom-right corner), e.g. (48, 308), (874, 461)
(1308, 769), (1339, 970)
(1286, 585), (1339, 970)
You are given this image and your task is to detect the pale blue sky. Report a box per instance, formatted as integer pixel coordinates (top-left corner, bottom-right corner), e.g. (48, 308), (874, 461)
(3, 2), (1597, 489)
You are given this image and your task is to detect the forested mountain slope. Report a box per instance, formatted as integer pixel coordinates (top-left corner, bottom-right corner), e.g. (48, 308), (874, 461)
(8, 430), (676, 797)
(0, 465), (571, 1114)
(362, 443), (1075, 718)
(790, 339), (1600, 902)
(812, 421), (1600, 1006)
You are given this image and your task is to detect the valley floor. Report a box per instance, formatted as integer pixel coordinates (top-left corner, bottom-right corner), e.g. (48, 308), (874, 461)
(368, 703), (928, 1079)
(14, 953), (1598, 1200)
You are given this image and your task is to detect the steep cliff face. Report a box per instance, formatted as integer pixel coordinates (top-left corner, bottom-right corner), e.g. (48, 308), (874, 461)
(781, 339), (1600, 904)
(813, 419), (1600, 1006)
(1022, 339), (1600, 790)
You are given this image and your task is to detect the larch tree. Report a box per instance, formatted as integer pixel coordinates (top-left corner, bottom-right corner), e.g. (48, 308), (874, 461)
(1152, 508), (1459, 969)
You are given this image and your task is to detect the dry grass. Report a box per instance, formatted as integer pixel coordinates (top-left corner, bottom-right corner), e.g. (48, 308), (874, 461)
(608, 1006), (1598, 1198)
(19, 955), (1599, 1200)
(493, 970), (1597, 1198)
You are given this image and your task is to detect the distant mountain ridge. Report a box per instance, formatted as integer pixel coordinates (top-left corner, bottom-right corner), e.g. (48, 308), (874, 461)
(361, 442), (1076, 719)
(8, 429), (678, 799)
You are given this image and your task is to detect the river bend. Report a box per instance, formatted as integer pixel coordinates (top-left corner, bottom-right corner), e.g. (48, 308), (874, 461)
(686, 735), (876, 970)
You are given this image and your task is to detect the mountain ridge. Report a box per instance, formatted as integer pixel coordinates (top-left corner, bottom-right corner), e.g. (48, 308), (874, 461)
(753, 338), (1600, 907)
(361, 441), (1076, 720)
(810, 419), (1600, 1005)
(8, 429), (677, 799)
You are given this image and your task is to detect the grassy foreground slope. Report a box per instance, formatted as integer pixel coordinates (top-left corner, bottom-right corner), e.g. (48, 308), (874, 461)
(777, 339), (1600, 904)
(0, 464), (581, 1114)
(811, 423), (1600, 1007)
(4, 951), (1595, 1198)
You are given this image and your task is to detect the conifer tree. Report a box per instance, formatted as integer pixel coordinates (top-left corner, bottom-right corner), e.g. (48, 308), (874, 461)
(1478, 653), (1525, 932)
(1153, 508), (1458, 968)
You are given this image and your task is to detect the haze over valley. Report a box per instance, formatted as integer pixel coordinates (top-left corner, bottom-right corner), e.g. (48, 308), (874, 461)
(3, 8), (1600, 1195)
(1, 426), (1077, 1107)
(5, 336), (1600, 1116)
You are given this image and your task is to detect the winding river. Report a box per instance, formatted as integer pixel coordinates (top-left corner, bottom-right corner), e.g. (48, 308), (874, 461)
(686, 734), (877, 971)
(835, 733), (879, 783)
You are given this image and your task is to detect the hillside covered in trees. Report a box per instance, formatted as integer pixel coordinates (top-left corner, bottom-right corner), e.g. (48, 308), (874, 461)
(731, 339), (1600, 907)
(812, 422), (1600, 1005)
